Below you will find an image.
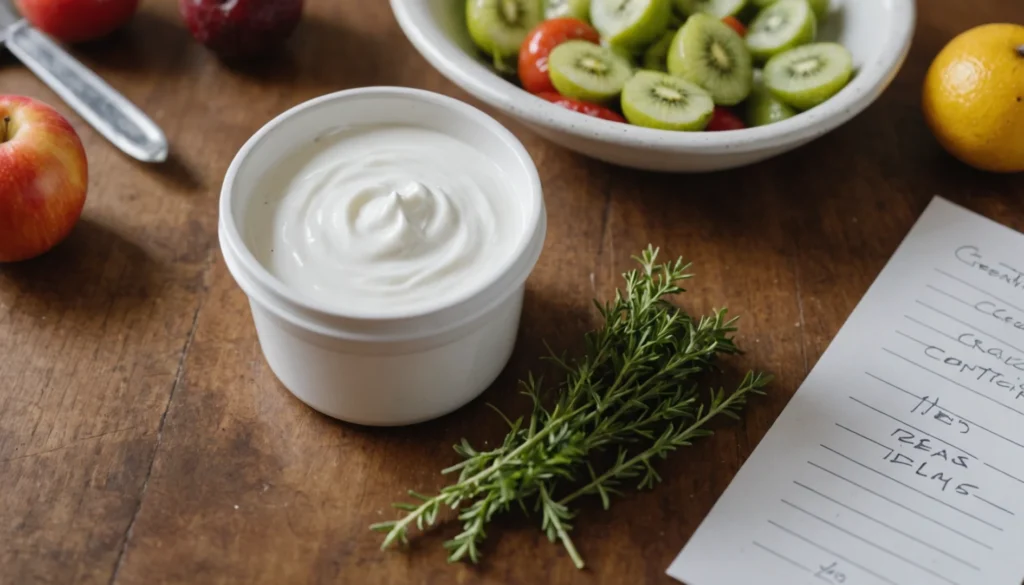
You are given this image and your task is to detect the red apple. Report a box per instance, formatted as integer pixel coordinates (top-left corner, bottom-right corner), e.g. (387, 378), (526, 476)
(0, 96), (88, 263)
(14, 0), (140, 44)
(179, 0), (304, 61)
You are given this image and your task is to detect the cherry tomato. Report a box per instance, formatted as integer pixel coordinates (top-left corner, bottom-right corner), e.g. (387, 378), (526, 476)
(536, 92), (626, 123)
(722, 16), (747, 37)
(519, 18), (600, 94)
(706, 107), (747, 131)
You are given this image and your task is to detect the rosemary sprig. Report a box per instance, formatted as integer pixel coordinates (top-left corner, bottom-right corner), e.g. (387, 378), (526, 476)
(371, 246), (771, 568)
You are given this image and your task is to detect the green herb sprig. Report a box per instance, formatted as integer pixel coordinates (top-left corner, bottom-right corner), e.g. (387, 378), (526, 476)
(371, 246), (771, 568)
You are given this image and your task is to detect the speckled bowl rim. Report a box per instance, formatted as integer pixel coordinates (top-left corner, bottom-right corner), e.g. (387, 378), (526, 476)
(390, 0), (916, 155)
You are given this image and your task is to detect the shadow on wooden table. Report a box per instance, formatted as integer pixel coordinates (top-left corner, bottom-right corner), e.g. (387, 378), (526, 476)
(138, 150), (203, 194)
(218, 14), (393, 92)
(0, 218), (159, 318)
(71, 9), (194, 74)
(0, 49), (22, 73)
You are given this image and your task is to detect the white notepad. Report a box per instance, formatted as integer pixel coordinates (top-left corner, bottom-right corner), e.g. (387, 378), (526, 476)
(668, 197), (1024, 585)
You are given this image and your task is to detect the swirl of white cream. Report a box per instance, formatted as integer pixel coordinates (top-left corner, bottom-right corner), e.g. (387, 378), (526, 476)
(249, 127), (522, 315)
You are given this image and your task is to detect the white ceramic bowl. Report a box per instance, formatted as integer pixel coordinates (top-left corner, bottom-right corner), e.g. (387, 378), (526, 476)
(391, 0), (916, 172)
(219, 87), (547, 426)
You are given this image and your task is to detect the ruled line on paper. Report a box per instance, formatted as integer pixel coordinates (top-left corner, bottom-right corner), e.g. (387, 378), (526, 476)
(904, 315), (960, 344)
(983, 463), (1024, 486)
(997, 262), (1020, 273)
(752, 541), (813, 574)
(936, 268), (1024, 315)
(973, 494), (1015, 516)
(896, 330), (932, 347)
(918, 294), (1024, 356)
(895, 331), (937, 350)
(820, 444), (1004, 531)
(865, 372), (1024, 452)
(807, 461), (994, 550)
(768, 520), (902, 585)
(847, 395), (977, 458)
(781, 499), (963, 585)
(927, 284), (979, 310)
(793, 481), (982, 570)
(836, 423), (893, 456)
(882, 349), (1024, 418)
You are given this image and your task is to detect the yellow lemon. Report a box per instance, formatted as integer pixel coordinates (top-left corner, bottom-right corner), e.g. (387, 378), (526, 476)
(922, 23), (1024, 173)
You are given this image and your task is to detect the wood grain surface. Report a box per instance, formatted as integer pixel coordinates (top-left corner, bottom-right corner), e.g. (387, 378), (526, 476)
(1, 0), (1023, 583)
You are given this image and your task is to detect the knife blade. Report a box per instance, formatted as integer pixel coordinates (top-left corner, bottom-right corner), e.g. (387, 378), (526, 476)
(0, 1), (169, 163)
(0, 0), (14, 43)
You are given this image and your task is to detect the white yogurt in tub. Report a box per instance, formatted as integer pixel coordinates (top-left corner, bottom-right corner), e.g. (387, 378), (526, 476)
(247, 125), (523, 315)
(219, 88), (546, 426)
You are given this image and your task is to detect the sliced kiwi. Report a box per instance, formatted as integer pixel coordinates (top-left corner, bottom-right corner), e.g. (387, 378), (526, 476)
(591, 0), (673, 51)
(604, 40), (640, 64)
(667, 13), (753, 106)
(746, 79), (797, 125)
(466, 0), (544, 61)
(764, 42), (852, 109)
(548, 40), (635, 103)
(621, 70), (715, 130)
(806, 0), (828, 20)
(746, 0), (816, 62)
(545, 0), (591, 21)
(751, 0), (828, 21)
(674, 0), (747, 18)
(642, 30), (677, 71)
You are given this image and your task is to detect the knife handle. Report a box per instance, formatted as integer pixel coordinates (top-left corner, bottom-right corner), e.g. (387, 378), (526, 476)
(4, 21), (169, 163)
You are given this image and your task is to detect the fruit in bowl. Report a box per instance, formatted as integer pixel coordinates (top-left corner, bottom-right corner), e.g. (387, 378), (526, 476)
(519, 17), (601, 93)
(462, 0), (853, 133)
(390, 0), (916, 171)
(0, 96), (88, 263)
(666, 13), (753, 108)
(545, 0), (590, 20)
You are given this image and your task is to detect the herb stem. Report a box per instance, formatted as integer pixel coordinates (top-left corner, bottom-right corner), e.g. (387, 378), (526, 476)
(460, 410), (572, 486)
(557, 376), (760, 508)
(376, 406), (590, 547)
(540, 484), (584, 569)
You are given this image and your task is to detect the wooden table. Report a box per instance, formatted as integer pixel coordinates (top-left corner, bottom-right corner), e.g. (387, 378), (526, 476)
(2, 1), (1022, 583)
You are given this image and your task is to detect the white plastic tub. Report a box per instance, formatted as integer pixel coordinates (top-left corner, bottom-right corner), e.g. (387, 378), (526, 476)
(218, 87), (547, 426)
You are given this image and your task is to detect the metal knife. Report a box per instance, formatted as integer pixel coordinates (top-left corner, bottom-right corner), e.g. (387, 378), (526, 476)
(0, 1), (169, 163)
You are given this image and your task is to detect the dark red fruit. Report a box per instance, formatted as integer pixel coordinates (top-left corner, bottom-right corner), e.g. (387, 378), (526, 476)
(179, 0), (304, 60)
(536, 92), (626, 123)
(707, 107), (746, 131)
